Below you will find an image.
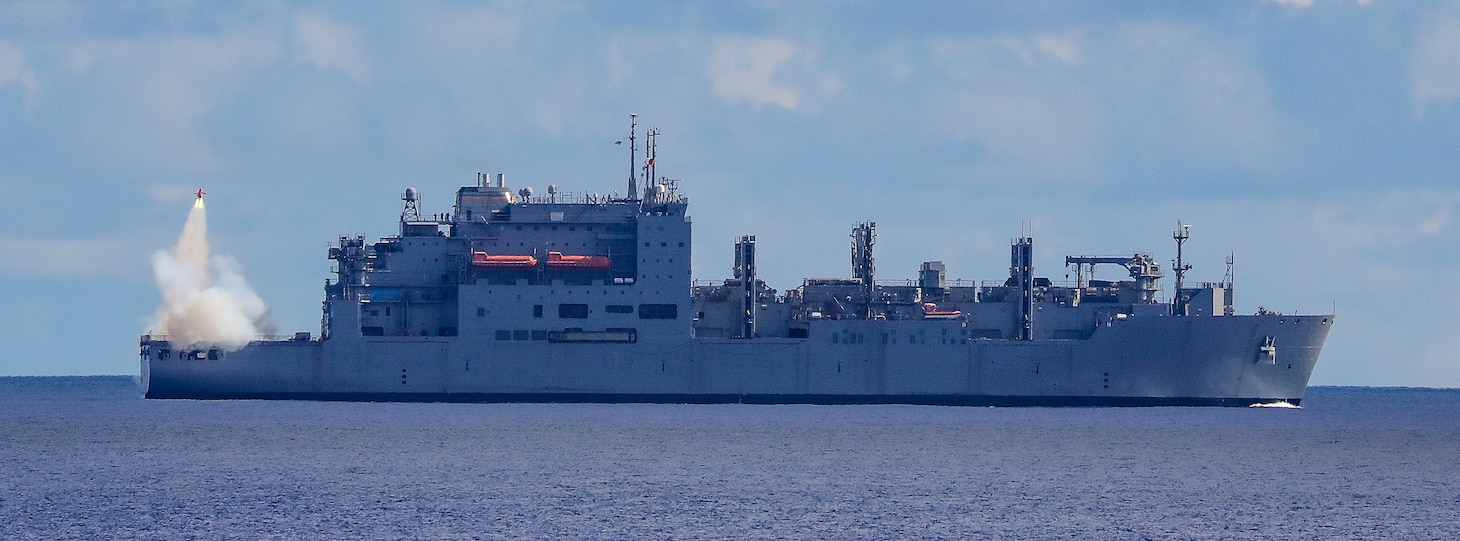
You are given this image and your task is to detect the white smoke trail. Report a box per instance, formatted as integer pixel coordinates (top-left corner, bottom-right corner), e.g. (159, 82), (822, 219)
(149, 196), (275, 350)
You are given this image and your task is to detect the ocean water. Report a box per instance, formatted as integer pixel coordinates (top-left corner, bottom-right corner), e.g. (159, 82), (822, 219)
(1, 378), (1456, 540)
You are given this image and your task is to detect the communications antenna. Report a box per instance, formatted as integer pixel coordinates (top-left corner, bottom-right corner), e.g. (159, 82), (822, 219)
(1224, 252), (1235, 288)
(627, 114), (638, 201)
(644, 128), (660, 195)
(1172, 221), (1192, 314)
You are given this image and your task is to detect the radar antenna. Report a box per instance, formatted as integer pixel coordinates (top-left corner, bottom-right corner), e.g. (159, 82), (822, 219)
(401, 187), (420, 222)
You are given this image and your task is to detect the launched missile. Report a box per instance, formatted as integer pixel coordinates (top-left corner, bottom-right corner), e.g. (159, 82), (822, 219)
(195, 188), (206, 199)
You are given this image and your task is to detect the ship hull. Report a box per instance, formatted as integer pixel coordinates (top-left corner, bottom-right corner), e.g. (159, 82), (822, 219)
(142, 313), (1330, 407)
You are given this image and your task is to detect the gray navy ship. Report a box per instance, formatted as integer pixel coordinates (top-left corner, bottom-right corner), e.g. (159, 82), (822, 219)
(140, 122), (1332, 406)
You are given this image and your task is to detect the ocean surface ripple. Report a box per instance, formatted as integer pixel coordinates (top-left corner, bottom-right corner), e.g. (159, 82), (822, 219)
(1, 378), (1456, 540)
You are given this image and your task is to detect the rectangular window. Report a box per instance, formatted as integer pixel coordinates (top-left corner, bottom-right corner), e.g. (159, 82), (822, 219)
(559, 303), (589, 318)
(531, 330), (548, 340)
(495, 330), (511, 340)
(533, 305), (543, 318)
(638, 303), (678, 319)
(547, 328), (636, 343)
(513, 330), (530, 340)
(477, 307), (485, 317)
(605, 304), (634, 314)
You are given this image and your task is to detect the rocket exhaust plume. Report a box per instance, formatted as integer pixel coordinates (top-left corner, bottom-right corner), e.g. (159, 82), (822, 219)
(148, 193), (275, 350)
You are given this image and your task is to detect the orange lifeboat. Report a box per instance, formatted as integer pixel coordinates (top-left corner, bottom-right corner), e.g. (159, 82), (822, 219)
(545, 251), (611, 270)
(922, 302), (962, 319)
(472, 252), (538, 269)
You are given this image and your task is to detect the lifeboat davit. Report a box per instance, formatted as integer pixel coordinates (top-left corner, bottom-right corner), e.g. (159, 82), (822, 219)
(472, 252), (538, 269)
(545, 251), (611, 270)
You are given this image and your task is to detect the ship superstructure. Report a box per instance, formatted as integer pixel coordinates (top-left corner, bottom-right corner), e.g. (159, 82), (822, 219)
(141, 121), (1331, 406)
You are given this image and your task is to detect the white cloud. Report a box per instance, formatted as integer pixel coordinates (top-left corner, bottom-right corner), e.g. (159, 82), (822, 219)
(293, 12), (370, 82)
(913, 24), (1286, 186)
(395, 3), (584, 134)
(986, 32), (1083, 66)
(874, 44), (914, 81)
(1107, 22), (1283, 171)
(923, 35), (1104, 182)
(1411, 17), (1460, 114)
(709, 36), (823, 110)
(1418, 210), (1449, 235)
(1307, 190), (1459, 250)
(0, 42), (39, 99)
(1031, 33), (1082, 65)
(0, 238), (137, 278)
(1265, 0), (1315, 7)
(59, 32), (282, 172)
(0, 1), (81, 30)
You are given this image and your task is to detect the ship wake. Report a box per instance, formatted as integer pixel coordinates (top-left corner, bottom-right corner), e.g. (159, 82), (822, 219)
(148, 195), (274, 351)
(1249, 400), (1301, 409)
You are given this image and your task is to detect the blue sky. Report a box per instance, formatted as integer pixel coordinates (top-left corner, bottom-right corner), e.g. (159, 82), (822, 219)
(1, 1), (1458, 386)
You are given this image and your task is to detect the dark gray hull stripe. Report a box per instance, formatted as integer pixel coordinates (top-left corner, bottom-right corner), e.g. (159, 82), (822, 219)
(144, 391), (1300, 407)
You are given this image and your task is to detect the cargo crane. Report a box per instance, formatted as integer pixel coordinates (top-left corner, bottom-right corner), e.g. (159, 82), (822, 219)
(1064, 253), (1165, 303)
